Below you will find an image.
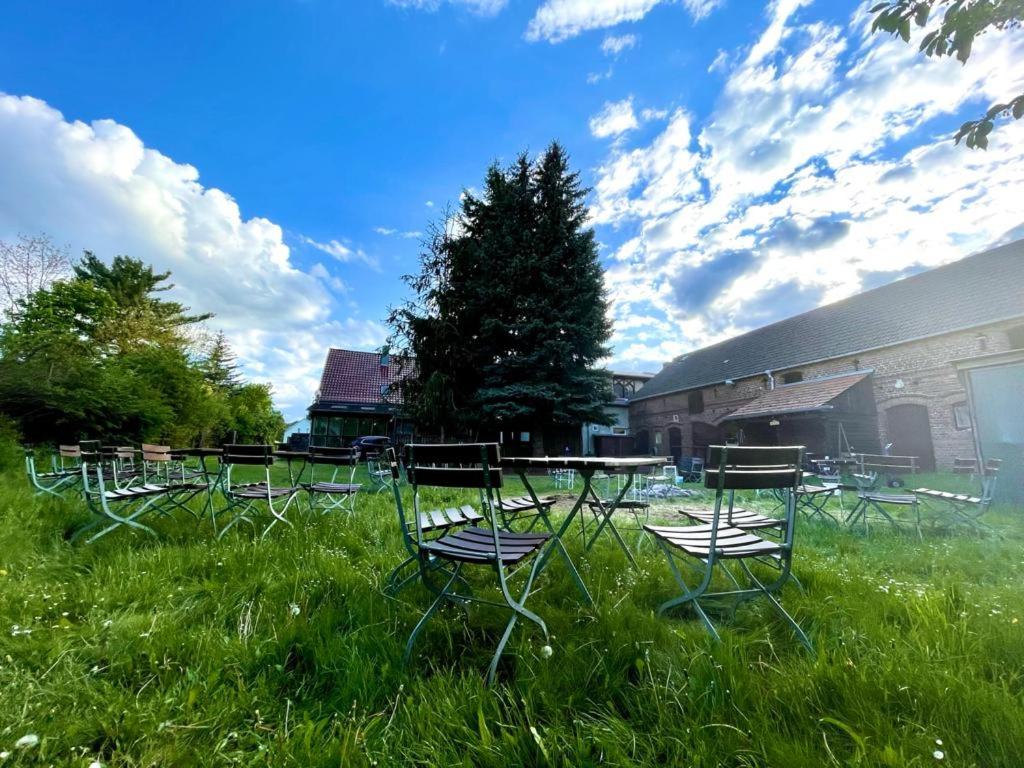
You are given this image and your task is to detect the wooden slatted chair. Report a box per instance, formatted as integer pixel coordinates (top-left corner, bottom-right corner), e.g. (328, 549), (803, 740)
(304, 446), (361, 514)
(216, 444), (300, 540)
(24, 445), (83, 499)
(392, 443), (551, 685)
(71, 450), (207, 544)
(644, 445), (812, 650)
(141, 444), (207, 485)
(914, 458), (1001, 532)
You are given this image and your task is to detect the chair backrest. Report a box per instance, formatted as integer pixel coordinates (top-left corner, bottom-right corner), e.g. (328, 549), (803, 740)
(141, 443), (172, 463)
(404, 443), (502, 489)
(982, 458), (1002, 499)
(704, 446), (803, 491)
(222, 444), (274, 466)
(953, 457), (979, 475)
(308, 446), (357, 466)
(59, 444), (82, 459)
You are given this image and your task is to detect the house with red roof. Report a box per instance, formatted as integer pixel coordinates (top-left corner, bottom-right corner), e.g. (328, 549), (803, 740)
(307, 348), (415, 447)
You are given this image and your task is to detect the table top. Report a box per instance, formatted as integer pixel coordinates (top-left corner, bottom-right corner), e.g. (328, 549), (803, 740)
(500, 456), (664, 471)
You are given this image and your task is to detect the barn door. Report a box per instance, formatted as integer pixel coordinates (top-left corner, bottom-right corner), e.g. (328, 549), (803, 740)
(886, 404), (936, 471)
(668, 426), (682, 466)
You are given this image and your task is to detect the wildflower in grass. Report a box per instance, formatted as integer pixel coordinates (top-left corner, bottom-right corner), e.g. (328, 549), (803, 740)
(934, 750), (945, 760)
(15, 734), (39, 748)
(289, 603), (300, 617)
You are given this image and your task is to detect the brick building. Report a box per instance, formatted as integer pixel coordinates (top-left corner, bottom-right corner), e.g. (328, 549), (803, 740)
(630, 239), (1024, 483)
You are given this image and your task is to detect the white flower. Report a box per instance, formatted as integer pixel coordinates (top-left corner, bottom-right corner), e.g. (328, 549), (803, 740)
(540, 645), (553, 658)
(89, 761), (104, 768)
(934, 750), (945, 760)
(289, 603), (300, 617)
(15, 733), (39, 748)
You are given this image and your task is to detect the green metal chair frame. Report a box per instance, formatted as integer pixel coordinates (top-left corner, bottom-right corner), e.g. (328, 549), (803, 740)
(72, 451), (207, 544)
(914, 459), (1002, 533)
(25, 445), (83, 499)
(141, 443), (207, 485)
(644, 445), (812, 650)
(215, 444), (301, 540)
(391, 443), (551, 686)
(304, 446), (361, 514)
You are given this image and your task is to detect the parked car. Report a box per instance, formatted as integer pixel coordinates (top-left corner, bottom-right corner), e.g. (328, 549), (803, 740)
(349, 435), (392, 456)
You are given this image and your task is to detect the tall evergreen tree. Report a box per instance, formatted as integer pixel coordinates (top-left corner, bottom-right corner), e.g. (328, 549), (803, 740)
(201, 331), (242, 392)
(389, 142), (612, 437)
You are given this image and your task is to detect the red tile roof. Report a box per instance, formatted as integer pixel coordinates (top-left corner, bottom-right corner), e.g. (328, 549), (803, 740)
(314, 349), (414, 405)
(722, 371), (869, 421)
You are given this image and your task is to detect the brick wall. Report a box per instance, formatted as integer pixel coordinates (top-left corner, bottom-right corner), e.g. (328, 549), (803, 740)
(629, 320), (1022, 470)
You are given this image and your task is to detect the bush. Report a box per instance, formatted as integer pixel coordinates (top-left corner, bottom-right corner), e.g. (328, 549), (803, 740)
(0, 414), (23, 473)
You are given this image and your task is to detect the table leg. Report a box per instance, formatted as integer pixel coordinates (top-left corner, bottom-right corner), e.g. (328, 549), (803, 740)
(520, 471), (593, 606)
(584, 474), (639, 569)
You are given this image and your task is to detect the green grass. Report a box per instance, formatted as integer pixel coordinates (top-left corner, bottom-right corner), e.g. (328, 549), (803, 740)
(1, 466), (1023, 766)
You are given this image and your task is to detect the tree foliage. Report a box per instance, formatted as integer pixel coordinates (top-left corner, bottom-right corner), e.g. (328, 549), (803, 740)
(389, 142), (613, 437)
(870, 0), (1024, 148)
(0, 246), (283, 446)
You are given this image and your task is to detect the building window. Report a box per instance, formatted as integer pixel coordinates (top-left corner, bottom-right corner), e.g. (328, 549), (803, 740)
(1008, 324), (1024, 350)
(953, 402), (972, 430)
(687, 390), (704, 415)
(654, 431), (663, 448)
(781, 371), (803, 384)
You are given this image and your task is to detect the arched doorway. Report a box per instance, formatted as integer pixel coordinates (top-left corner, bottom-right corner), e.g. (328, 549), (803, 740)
(668, 426), (683, 466)
(692, 422), (725, 460)
(886, 404), (936, 471)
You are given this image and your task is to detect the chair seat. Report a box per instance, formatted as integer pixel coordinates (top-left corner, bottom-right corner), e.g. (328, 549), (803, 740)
(859, 491), (917, 506)
(103, 483), (204, 501)
(229, 484), (296, 499)
(680, 508), (783, 530)
(37, 470), (77, 479)
(914, 488), (981, 504)
(497, 495), (555, 513)
(423, 526), (550, 565)
(796, 484), (834, 496)
(416, 504), (485, 533)
(587, 500), (650, 510)
(645, 523), (783, 559)
(306, 482), (361, 494)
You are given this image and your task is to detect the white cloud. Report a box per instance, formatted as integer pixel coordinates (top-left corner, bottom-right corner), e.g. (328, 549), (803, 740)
(527, 0), (722, 43)
(0, 93), (382, 418)
(374, 226), (397, 235)
(640, 107), (669, 121)
(375, 226), (423, 239)
(602, 33), (637, 56)
(595, 2), (1024, 371)
(388, 0), (507, 16)
(425, 200), (434, 207)
(587, 68), (614, 84)
(707, 48), (729, 73)
(589, 97), (640, 139)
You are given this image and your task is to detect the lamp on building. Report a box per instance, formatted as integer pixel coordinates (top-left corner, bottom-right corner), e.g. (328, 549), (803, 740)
(769, 418), (781, 427)
(894, 378), (905, 390)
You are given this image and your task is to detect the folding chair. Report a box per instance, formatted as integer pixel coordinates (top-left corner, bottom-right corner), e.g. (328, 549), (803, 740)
(845, 487), (921, 538)
(393, 443), (551, 685)
(71, 450), (207, 544)
(304, 446), (361, 514)
(215, 444), (301, 540)
(914, 458), (1001, 533)
(365, 450), (393, 493)
(141, 444), (207, 485)
(25, 445), (82, 499)
(644, 445), (812, 650)
(679, 456), (704, 483)
(550, 468), (576, 490)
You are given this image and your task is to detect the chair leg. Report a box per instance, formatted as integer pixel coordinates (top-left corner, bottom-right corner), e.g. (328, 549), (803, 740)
(654, 540), (720, 641)
(739, 560), (812, 651)
(404, 562), (462, 665)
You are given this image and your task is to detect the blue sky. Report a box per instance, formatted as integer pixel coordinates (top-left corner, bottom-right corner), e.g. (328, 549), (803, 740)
(2, 0), (1023, 420)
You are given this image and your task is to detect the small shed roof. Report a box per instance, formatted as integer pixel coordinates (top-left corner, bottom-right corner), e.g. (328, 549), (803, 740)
(721, 371), (870, 421)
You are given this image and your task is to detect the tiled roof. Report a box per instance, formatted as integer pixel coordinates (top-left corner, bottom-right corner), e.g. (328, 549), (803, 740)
(722, 372), (869, 421)
(314, 349), (414, 406)
(636, 238), (1024, 401)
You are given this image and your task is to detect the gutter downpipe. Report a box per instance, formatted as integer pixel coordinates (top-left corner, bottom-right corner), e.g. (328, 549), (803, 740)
(765, 370), (775, 391)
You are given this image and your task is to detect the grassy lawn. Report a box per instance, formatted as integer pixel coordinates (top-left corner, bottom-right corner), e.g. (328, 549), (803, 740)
(1, 465), (1023, 766)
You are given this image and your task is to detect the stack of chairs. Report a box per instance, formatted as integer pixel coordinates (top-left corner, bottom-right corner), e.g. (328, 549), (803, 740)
(914, 458), (1002, 532)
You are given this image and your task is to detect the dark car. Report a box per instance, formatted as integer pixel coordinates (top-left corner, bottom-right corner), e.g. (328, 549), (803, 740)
(350, 435), (392, 456)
